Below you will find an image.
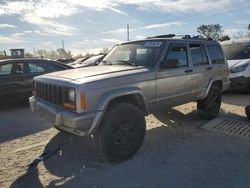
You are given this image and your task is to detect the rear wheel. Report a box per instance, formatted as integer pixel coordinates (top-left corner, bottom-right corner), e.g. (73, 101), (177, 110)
(197, 85), (221, 120)
(95, 103), (146, 163)
(246, 79), (250, 94)
(245, 105), (250, 119)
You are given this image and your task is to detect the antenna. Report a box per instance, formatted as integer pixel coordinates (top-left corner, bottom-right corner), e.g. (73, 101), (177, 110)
(62, 40), (65, 50)
(127, 24), (130, 41)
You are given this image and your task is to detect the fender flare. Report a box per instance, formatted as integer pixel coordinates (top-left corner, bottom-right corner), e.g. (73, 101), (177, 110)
(203, 77), (223, 99)
(89, 87), (148, 134)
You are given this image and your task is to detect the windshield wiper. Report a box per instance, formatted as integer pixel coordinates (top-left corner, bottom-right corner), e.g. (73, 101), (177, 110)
(101, 60), (112, 65)
(116, 60), (138, 67)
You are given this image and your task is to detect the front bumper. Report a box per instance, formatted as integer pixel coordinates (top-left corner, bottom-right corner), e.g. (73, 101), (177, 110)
(222, 81), (231, 92)
(29, 96), (103, 136)
(229, 76), (249, 90)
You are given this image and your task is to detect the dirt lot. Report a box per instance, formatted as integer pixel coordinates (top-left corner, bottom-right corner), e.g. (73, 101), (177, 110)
(1, 92), (250, 188)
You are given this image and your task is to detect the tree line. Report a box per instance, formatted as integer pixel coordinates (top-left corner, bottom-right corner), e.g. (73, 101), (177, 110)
(24, 24), (250, 59)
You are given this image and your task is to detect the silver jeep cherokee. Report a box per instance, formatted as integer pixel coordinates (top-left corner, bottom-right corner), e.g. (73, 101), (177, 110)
(30, 34), (230, 162)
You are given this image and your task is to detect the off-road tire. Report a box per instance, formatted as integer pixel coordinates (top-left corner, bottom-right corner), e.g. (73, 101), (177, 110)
(197, 85), (221, 120)
(95, 102), (146, 163)
(246, 79), (250, 94)
(245, 105), (250, 119)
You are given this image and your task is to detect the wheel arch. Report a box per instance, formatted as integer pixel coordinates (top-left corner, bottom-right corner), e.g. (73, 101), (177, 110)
(89, 88), (148, 134)
(204, 78), (223, 98)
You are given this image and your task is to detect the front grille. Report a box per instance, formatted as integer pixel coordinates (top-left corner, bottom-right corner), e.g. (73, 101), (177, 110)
(36, 82), (64, 107)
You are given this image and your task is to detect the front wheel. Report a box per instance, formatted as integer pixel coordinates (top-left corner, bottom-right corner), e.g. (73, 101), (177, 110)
(197, 85), (221, 120)
(95, 103), (146, 163)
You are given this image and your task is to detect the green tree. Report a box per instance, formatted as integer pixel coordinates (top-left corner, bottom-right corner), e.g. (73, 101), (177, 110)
(25, 53), (33, 58)
(56, 48), (72, 58)
(197, 24), (223, 40)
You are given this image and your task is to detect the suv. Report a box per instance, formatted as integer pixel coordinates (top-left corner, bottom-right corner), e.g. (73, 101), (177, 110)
(30, 35), (230, 162)
(221, 39), (250, 93)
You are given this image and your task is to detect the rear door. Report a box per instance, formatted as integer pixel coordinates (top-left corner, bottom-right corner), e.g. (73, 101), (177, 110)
(206, 44), (228, 84)
(156, 42), (193, 108)
(188, 42), (211, 98)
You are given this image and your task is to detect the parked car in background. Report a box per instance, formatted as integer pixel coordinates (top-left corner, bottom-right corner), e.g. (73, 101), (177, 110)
(221, 39), (250, 93)
(68, 57), (90, 67)
(0, 58), (72, 105)
(72, 54), (105, 68)
(56, 58), (75, 64)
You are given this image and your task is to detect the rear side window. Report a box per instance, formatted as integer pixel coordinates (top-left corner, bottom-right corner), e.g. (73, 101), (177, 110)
(28, 62), (45, 73)
(0, 63), (13, 75)
(162, 43), (188, 69)
(207, 44), (225, 64)
(190, 44), (209, 66)
(47, 62), (65, 72)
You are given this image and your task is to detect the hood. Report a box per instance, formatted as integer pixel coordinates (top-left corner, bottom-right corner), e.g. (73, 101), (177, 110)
(227, 59), (250, 68)
(43, 65), (149, 83)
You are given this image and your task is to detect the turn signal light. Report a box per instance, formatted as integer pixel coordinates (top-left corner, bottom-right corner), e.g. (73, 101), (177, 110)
(81, 92), (86, 111)
(227, 66), (230, 81)
(63, 102), (76, 110)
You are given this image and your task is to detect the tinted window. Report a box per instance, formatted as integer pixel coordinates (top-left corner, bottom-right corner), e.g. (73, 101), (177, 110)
(162, 43), (188, 68)
(222, 43), (250, 60)
(207, 44), (224, 64)
(47, 62), (64, 72)
(190, 44), (208, 66)
(15, 62), (25, 74)
(28, 62), (45, 73)
(0, 63), (13, 75)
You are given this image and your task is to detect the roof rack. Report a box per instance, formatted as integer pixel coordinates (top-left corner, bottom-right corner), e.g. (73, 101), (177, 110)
(147, 34), (214, 41)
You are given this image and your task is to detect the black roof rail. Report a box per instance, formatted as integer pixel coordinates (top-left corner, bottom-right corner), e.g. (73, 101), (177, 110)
(147, 34), (214, 41)
(147, 34), (176, 39)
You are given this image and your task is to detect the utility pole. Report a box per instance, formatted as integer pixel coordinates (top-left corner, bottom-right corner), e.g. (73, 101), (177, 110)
(33, 46), (36, 55)
(62, 40), (65, 50)
(127, 24), (130, 41)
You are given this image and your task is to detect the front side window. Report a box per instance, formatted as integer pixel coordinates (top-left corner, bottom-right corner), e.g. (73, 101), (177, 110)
(207, 44), (224, 64)
(162, 43), (188, 69)
(222, 43), (250, 60)
(190, 44), (209, 66)
(0, 63), (13, 75)
(15, 62), (25, 74)
(101, 40), (165, 67)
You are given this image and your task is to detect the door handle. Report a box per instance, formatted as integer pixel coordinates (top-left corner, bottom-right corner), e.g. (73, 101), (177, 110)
(184, 69), (193, 73)
(206, 67), (213, 70)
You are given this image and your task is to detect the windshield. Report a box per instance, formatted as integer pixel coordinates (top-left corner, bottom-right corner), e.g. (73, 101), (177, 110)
(101, 40), (165, 67)
(222, 43), (250, 60)
(82, 55), (103, 65)
(74, 58), (86, 63)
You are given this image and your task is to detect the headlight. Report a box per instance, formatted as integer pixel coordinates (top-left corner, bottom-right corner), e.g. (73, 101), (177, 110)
(68, 88), (75, 102)
(63, 88), (76, 111)
(230, 63), (249, 73)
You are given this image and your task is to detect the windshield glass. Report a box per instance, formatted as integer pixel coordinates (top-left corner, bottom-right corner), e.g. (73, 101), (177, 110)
(101, 40), (165, 67)
(74, 58), (86, 63)
(222, 43), (250, 60)
(82, 55), (103, 65)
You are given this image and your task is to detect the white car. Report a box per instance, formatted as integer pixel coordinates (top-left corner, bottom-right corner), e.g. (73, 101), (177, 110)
(221, 39), (250, 93)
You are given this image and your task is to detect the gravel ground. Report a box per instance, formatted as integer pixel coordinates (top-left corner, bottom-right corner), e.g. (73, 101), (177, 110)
(0, 92), (250, 188)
